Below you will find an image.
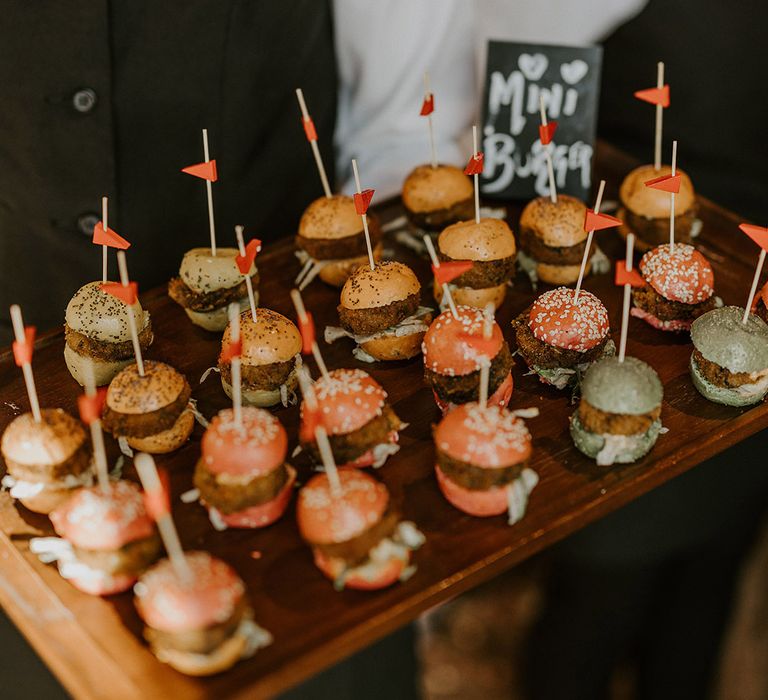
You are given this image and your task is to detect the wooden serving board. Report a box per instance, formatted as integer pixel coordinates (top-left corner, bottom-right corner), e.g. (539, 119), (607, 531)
(0, 143), (765, 699)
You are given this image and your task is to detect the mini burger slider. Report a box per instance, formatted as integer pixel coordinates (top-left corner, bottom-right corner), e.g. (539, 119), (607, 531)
(194, 407), (296, 529)
(570, 356), (663, 466)
(326, 261), (432, 362)
(518, 194), (590, 285)
(618, 165), (697, 252)
(218, 308), (302, 408)
(402, 164), (474, 233)
(1, 409), (92, 514)
(300, 368), (403, 469)
(690, 306), (768, 407)
(434, 403), (538, 522)
(296, 470), (424, 590)
(513, 287), (614, 390)
(435, 217), (517, 310)
(135, 551), (270, 676)
(168, 247), (258, 332)
(102, 360), (195, 454)
(64, 281), (153, 386)
(296, 195), (383, 288)
(631, 243), (717, 332)
(48, 480), (161, 595)
(422, 306), (514, 413)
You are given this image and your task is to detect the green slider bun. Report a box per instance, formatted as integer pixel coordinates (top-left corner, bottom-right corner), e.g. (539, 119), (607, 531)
(690, 306), (768, 406)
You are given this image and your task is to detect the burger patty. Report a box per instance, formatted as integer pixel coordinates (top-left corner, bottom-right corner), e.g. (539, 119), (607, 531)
(426, 343), (514, 405)
(577, 399), (661, 436)
(513, 308), (609, 370)
(436, 450), (523, 490)
(312, 507), (401, 567)
(219, 356), (297, 392)
(65, 320), (153, 362)
(102, 382), (191, 438)
(194, 461), (289, 514)
(5, 440), (92, 482)
(693, 350), (759, 389)
(146, 598), (250, 656)
(405, 197), (474, 233)
(338, 292), (420, 336)
(167, 273), (258, 312)
(632, 284), (716, 322)
(305, 405), (402, 466)
(622, 206), (697, 247)
(72, 531), (162, 576)
(519, 226), (590, 266)
(438, 252), (516, 289)
(296, 215), (383, 261)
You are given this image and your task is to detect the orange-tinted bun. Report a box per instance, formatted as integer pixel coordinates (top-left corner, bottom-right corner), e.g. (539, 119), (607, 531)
(313, 549), (407, 591)
(529, 287), (609, 353)
(214, 466), (296, 529)
(435, 464), (509, 517)
(639, 243), (714, 304)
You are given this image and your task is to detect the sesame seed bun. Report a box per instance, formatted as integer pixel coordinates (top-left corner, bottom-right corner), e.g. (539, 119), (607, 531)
(66, 281), (150, 344)
(580, 356), (663, 415)
(316, 243), (384, 288)
(639, 244), (714, 304)
(529, 287), (610, 353)
(433, 280), (507, 311)
(126, 409), (194, 454)
(519, 195), (588, 248)
(298, 195), (364, 240)
(106, 361), (188, 415)
(1, 409), (86, 468)
(340, 261), (421, 310)
(297, 470), (389, 546)
(619, 164), (695, 219)
(438, 218), (517, 262)
(222, 309), (301, 367)
(179, 248), (254, 295)
(402, 164), (473, 214)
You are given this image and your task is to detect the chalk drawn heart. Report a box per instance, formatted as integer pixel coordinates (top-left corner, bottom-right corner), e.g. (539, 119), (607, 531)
(560, 60), (588, 85)
(518, 53), (548, 81)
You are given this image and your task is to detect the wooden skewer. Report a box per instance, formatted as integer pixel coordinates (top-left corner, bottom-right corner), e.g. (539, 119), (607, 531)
(202, 128), (217, 256)
(9, 305), (41, 423)
(296, 89), (332, 199)
(83, 364), (110, 492)
(290, 289), (329, 380)
(134, 453), (192, 582)
(472, 125), (481, 224)
(654, 62), (664, 171)
(479, 303), (494, 409)
(351, 159), (375, 271)
(234, 226), (258, 322)
(423, 73), (437, 169)
(573, 180), (606, 304)
(743, 249), (766, 325)
(618, 233), (636, 363)
(101, 196), (109, 284)
(116, 251), (144, 376)
(228, 303), (243, 429)
(423, 235), (459, 320)
(539, 96), (557, 204)
(669, 140), (678, 253)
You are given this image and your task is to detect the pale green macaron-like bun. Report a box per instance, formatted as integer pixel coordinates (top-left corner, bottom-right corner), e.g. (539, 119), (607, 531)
(580, 356), (663, 415)
(570, 413), (662, 463)
(689, 355), (768, 407)
(690, 306), (768, 374)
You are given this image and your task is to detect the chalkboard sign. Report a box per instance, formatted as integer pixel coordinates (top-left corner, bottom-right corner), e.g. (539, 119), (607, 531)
(480, 41), (603, 202)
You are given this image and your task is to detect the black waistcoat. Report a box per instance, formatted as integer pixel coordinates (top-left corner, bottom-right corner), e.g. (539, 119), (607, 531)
(0, 1), (337, 339)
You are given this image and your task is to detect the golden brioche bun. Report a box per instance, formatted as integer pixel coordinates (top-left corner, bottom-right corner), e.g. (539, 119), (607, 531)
(126, 409), (194, 454)
(298, 195), (364, 240)
(359, 325), (430, 361)
(438, 218), (516, 261)
(619, 164), (695, 218)
(537, 260), (590, 285)
(106, 361), (187, 415)
(340, 261), (420, 310)
(519, 195), (588, 248)
(433, 281), (507, 310)
(223, 309), (301, 367)
(402, 164), (473, 213)
(316, 243), (383, 287)
(221, 369), (298, 408)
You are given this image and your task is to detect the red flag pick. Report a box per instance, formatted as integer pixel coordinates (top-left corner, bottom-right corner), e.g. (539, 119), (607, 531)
(538, 121), (558, 145)
(615, 261), (645, 287)
(644, 173), (682, 193)
(12, 326), (35, 367)
(464, 152), (484, 176)
(634, 84), (670, 107)
(93, 222), (130, 249)
(432, 261), (474, 286)
(302, 117), (318, 142)
(739, 223), (768, 252)
(353, 188), (375, 215)
(220, 338), (242, 363)
(101, 281), (138, 306)
(420, 94), (434, 116)
(143, 468), (171, 521)
(181, 160), (218, 182)
(77, 388), (108, 425)
(584, 209), (623, 232)
(236, 239), (261, 274)
(298, 311), (315, 355)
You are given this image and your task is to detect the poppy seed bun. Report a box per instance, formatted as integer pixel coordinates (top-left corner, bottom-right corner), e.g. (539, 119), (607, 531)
(127, 410), (194, 453)
(223, 309), (301, 367)
(691, 306), (768, 374)
(64, 345), (135, 389)
(340, 261), (421, 310)
(433, 280), (507, 310)
(179, 248), (255, 296)
(581, 357), (663, 415)
(317, 244), (384, 288)
(519, 195), (588, 248)
(66, 281), (150, 343)
(299, 195), (365, 240)
(438, 218), (517, 261)
(402, 164), (473, 213)
(1, 409), (86, 468)
(107, 361), (188, 415)
(620, 165), (695, 219)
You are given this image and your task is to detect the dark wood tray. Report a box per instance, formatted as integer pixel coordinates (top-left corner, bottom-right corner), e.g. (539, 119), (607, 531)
(0, 143), (765, 699)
